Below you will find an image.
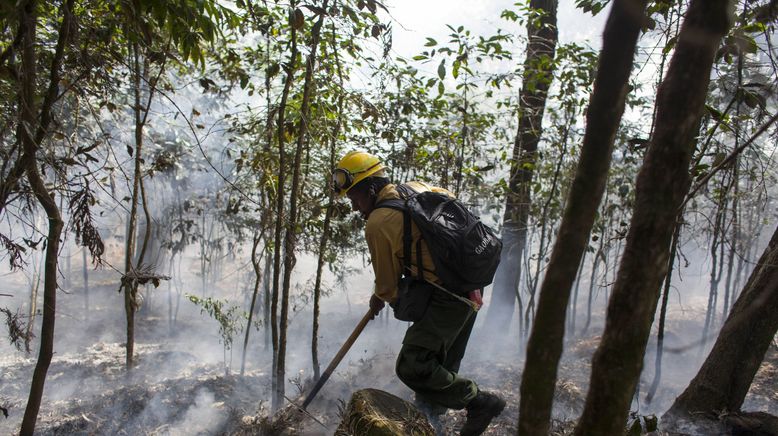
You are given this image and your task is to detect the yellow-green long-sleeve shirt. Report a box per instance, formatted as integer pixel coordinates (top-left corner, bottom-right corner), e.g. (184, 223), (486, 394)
(365, 182), (453, 303)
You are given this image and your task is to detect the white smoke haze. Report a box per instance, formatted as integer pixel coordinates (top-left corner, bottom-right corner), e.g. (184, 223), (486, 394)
(2, 3), (778, 435)
(166, 389), (226, 435)
(0, 217), (777, 434)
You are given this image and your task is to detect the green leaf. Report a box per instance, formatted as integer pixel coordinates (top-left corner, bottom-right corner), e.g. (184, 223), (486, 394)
(424, 37), (437, 47)
(437, 60), (446, 80)
(662, 35), (677, 54)
(742, 22), (766, 33)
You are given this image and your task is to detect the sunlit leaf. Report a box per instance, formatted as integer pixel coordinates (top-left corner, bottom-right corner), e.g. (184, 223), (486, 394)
(662, 35), (677, 54)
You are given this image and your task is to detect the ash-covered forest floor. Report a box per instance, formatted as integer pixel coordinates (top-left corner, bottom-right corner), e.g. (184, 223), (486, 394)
(1, 276), (777, 435)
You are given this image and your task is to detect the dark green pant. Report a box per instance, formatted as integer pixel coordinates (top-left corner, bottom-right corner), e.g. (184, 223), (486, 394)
(395, 284), (478, 410)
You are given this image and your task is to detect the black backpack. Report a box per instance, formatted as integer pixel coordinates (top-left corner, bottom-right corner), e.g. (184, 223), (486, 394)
(376, 184), (502, 294)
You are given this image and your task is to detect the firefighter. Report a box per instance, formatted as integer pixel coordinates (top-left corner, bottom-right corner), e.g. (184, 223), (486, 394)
(333, 150), (505, 436)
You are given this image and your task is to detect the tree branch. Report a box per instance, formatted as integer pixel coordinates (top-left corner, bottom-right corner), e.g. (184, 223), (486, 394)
(683, 111), (778, 209)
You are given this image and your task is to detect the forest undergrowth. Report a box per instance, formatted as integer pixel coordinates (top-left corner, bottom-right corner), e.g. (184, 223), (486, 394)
(2, 270), (776, 435)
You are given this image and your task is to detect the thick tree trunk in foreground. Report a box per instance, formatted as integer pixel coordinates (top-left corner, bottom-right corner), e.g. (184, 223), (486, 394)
(486, 0), (558, 336)
(574, 1), (733, 434)
(517, 0), (647, 433)
(665, 225), (778, 418)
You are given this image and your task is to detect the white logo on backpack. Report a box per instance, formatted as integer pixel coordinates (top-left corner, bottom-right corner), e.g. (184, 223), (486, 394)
(475, 234), (493, 255)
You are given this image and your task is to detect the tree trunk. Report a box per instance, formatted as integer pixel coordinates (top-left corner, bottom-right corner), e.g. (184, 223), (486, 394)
(646, 219), (682, 404)
(277, 1), (328, 408)
(312, 19), (346, 381)
(241, 232), (263, 376)
(18, 0), (72, 432)
(26, 235), (42, 340)
(485, 0), (558, 334)
(665, 224), (778, 419)
(270, 19), (296, 413)
(582, 235), (604, 335)
(82, 247), (89, 316)
(574, 1), (733, 434)
(517, 0), (647, 432)
(702, 189), (727, 341)
(263, 255), (271, 350)
(123, 40), (145, 369)
(567, 249), (586, 333)
(524, 135), (568, 337)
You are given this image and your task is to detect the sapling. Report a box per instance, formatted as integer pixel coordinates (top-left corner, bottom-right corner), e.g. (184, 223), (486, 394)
(187, 295), (247, 373)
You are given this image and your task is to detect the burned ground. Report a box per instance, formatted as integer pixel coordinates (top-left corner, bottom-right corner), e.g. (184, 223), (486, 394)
(1, 277), (777, 435)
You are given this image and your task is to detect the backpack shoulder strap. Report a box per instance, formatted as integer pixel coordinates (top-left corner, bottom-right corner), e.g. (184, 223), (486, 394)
(374, 198), (405, 211)
(374, 190), (413, 279)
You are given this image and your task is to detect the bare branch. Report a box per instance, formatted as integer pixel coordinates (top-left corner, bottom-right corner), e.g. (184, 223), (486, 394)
(683, 111), (778, 209)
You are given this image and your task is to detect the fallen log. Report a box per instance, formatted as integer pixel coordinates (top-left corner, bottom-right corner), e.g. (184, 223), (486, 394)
(335, 388), (435, 436)
(661, 410), (778, 435)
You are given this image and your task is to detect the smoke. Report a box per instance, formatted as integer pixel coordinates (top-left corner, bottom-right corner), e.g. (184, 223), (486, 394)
(165, 389), (226, 435)
(0, 165), (775, 435)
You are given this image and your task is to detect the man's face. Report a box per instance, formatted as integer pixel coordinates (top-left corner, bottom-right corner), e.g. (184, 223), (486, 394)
(347, 189), (373, 220)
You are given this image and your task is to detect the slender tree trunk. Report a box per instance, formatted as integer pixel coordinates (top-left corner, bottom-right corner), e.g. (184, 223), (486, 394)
(241, 233), (263, 376)
(200, 212), (207, 296)
(19, 0), (72, 431)
(82, 247), (89, 316)
(20, 164), (64, 436)
(65, 247), (71, 290)
(270, 8), (299, 410)
(582, 237), (604, 336)
(123, 40), (145, 369)
(646, 219), (682, 404)
(167, 253), (175, 332)
(311, 17), (345, 381)
(665, 224), (778, 420)
(575, 2), (733, 433)
(485, 0), (558, 334)
(277, 1), (328, 408)
(723, 55), (742, 318)
(517, 0), (647, 432)
(26, 235), (42, 340)
(703, 192), (726, 340)
(568, 249), (586, 333)
(263, 255), (271, 350)
(723, 171), (738, 318)
(311, 188), (334, 381)
(524, 136), (567, 335)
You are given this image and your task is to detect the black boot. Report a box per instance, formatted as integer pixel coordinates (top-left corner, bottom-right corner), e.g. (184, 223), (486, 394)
(460, 391), (506, 436)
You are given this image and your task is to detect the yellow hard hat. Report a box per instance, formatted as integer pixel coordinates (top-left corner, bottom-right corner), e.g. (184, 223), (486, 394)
(332, 151), (386, 196)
